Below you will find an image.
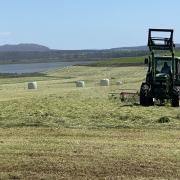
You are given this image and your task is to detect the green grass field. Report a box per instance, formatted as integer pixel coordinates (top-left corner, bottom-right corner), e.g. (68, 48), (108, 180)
(89, 50), (180, 67)
(88, 57), (145, 66)
(0, 65), (179, 179)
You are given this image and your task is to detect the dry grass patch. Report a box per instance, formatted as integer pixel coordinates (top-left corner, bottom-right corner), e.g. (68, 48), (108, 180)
(0, 128), (179, 179)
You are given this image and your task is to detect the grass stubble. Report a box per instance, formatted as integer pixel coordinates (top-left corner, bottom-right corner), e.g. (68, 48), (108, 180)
(0, 65), (179, 179)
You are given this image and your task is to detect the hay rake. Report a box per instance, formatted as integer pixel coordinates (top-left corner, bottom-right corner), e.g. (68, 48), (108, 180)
(109, 89), (139, 103)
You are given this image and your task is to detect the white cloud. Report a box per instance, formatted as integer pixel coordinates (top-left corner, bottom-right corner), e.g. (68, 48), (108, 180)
(0, 32), (12, 37)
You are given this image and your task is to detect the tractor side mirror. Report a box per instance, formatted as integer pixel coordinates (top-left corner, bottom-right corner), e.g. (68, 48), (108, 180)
(144, 58), (148, 64)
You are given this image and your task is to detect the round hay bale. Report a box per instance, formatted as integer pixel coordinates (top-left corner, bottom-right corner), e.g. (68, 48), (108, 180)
(28, 82), (37, 89)
(100, 79), (109, 86)
(76, 81), (85, 88)
(116, 81), (123, 85)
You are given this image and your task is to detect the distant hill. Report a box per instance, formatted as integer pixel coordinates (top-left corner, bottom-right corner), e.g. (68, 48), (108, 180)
(0, 43), (50, 52)
(111, 44), (180, 51)
(0, 43), (180, 52)
(111, 46), (148, 51)
(0, 43), (180, 64)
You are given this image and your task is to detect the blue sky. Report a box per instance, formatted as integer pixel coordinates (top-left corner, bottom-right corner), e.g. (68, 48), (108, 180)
(0, 0), (180, 49)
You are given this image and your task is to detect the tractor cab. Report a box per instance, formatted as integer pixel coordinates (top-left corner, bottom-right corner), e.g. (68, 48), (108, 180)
(152, 56), (173, 99)
(155, 57), (172, 76)
(140, 29), (180, 106)
(154, 56), (173, 84)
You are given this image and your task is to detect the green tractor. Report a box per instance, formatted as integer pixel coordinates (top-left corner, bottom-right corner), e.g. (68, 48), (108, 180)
(140, 29), (180, 107)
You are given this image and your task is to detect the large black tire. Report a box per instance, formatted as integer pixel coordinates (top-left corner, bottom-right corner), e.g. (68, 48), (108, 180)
(140, 83), (153, 106)
(171, 93), (179, 107)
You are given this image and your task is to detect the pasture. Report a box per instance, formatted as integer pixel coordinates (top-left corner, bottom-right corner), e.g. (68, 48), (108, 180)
(0, 65), (179, 179)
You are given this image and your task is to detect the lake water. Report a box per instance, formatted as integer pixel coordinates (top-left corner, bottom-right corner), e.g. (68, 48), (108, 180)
(0, 61), (94, 74)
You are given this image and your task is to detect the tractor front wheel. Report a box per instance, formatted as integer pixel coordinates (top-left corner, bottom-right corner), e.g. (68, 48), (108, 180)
(140, 83), (153, 106)
(171, 93), (179, 107)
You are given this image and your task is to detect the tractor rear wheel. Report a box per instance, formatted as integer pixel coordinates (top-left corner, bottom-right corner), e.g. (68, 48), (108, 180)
(140, 83), (153, 106)
(171, 93), (179, 107)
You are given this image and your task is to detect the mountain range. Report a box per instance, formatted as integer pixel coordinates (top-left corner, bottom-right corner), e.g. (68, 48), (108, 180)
(0, 43), (180, 64)
(0, 43), (180, 52)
